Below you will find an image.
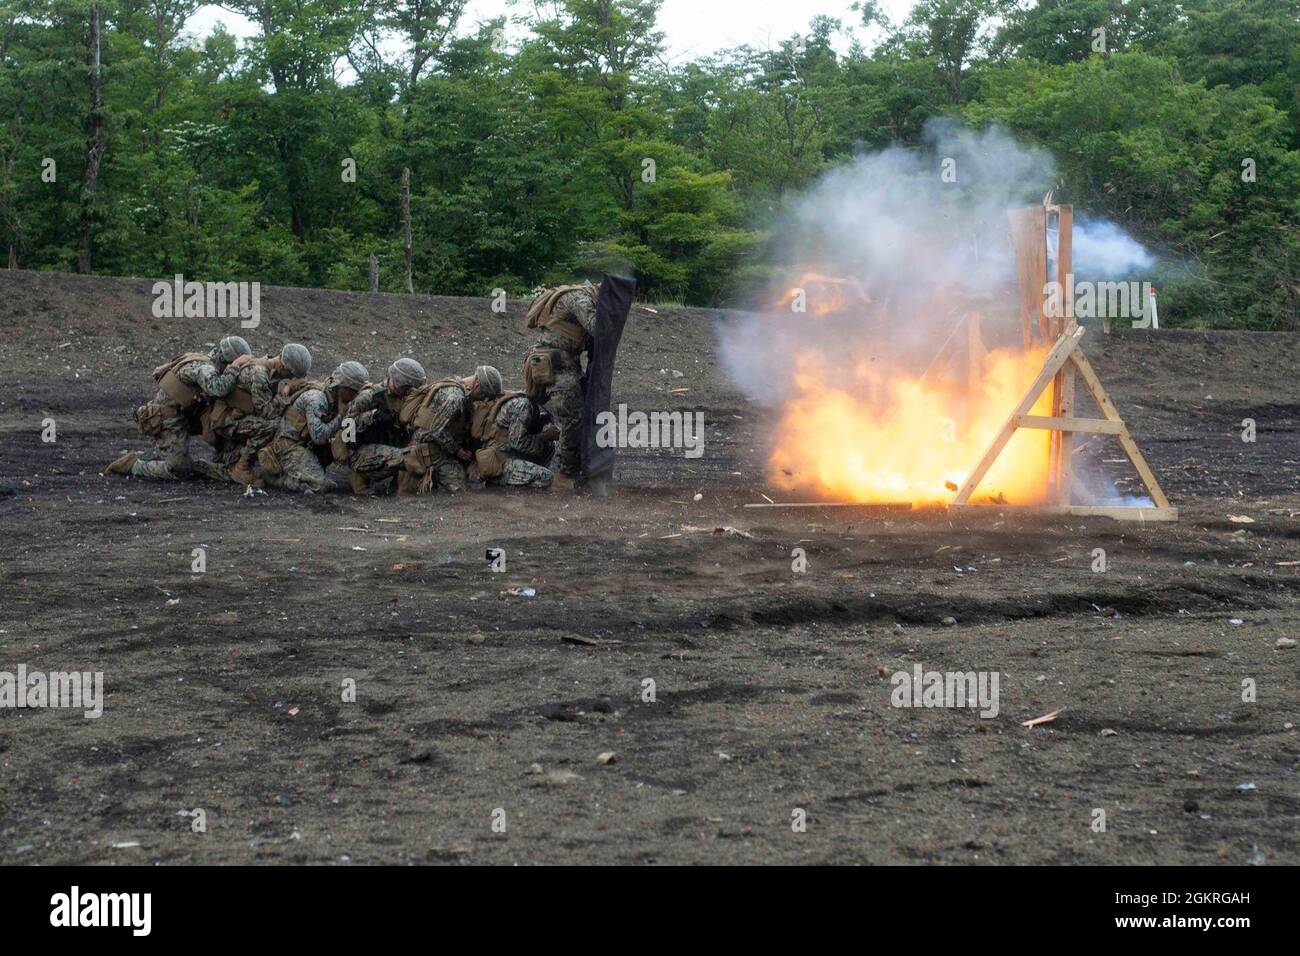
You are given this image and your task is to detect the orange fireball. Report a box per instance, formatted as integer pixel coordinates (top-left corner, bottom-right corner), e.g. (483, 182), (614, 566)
(769, 344), (1052, 505)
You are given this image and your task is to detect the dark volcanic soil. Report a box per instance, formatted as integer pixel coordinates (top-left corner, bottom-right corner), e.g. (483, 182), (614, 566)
(0, 269), (1297, 865)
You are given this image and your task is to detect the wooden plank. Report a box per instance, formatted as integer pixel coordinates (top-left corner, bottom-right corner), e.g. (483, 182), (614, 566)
(1057, 364), (1077, 505)
(949, 307), (1173, 519)
(952, 326), (1084, 504)
(1070, 349), (1173, 510)
(1055, 209), (1075, 505)
(949, 504), (1179, 522)
(1046, 206), (1061, 339)
(1047, 368), (1062, 499)
(1058, 205), (1074, 330)
(1068, 349), (1124, 421)
(1008, 206), (1048, 347)
(1015, 414), (1123, 434)
(1116, 428), (1173, 510)
(1041, 208), (1064, 498)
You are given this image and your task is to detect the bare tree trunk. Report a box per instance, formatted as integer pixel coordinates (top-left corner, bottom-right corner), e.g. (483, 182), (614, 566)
(289, 193), (305, 239)
(401, 167), (413, 294)
(2, 110), (22, 271)
(369, 253), (379, 293)
(77, 3), (105, 274)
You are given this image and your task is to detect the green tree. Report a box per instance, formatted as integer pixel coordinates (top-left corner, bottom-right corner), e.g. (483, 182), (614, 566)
(968, 52), (1300, 329)
(898, 0), (1008, 104)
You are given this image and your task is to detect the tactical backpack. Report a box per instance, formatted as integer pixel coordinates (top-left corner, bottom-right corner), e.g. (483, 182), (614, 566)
(205, 355), (277, 436)
(469, 391), (521, 445)
(153, 352), (212, 411)
(470, 391), (525, 479)
(257, 441), (285, 477)
(200, 378), (260, 447)
(402, 442), (437, 478)
(135, 352), (209, 435)
(523, 349), (562, 396)
(400, 378), (469, 435)
(279, 379), (325, 442)
(524, 285), (596, 355)
(133, 402), (168, 437)
(398, 380), (471, 480)
(256, 378), (322, 477)
(329, 431), (351, 463)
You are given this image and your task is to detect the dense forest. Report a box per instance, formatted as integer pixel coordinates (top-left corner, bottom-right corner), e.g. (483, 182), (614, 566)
(1, 0), (1296, 328)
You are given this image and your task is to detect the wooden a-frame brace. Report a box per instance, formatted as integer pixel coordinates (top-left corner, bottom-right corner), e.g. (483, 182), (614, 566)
(949, 325), (1177, 521)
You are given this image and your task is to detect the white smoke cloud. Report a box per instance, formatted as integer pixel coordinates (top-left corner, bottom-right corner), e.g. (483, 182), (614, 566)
(1072, 217), (1155, 277)
(719, 120), (1157, 408)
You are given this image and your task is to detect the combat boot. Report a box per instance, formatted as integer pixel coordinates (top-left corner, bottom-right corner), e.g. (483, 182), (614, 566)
(104, 452), (138, 476)
(396, 470), (422, 496)
(550, 473), (576, 493)
(228, 456), (261, 488)
(347, 470), (371, 495)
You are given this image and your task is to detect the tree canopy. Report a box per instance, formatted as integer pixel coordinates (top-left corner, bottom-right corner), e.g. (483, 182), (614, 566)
(1, 0), (1296, 327)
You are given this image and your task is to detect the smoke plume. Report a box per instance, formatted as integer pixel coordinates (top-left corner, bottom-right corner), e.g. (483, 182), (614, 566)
(720, 120), (1154, 405)
(716, 120), (1161, 505)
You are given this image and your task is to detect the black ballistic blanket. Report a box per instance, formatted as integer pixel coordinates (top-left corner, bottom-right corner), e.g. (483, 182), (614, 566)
(581, 273), (635, 481)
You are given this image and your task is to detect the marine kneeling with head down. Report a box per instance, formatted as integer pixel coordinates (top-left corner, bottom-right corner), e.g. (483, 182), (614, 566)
(328, 357), (424, 494)
(470, 355), (560, 490)
(395, 364), (503, 495)
(106, 335), (253, 481)
(324, 360), (404, 494)
(257, 352), (367, 493)
(199, 342), (312, 487)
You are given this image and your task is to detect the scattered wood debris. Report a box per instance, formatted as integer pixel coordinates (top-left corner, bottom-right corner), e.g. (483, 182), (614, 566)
(560, 634), (622, 648)
(1022, 708), (1064, 729)
(530, 770), (581, 788)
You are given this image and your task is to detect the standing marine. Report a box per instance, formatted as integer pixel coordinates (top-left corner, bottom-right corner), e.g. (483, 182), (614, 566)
(523, 283), (597, 488)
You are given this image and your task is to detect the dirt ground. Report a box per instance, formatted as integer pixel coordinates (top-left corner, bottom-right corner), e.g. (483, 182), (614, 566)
(1, 269), (1297, 865)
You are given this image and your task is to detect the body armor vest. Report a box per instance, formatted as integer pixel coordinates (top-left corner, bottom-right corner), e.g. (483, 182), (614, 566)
(401, 379), (470, 444)
(524, 285), (595, 354)
(281, 380), (325, 441)
(471, 391), (525, 446)
(155, 352), (212, 410)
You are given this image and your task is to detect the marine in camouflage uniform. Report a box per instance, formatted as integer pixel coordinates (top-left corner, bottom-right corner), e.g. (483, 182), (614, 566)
(105, 336), (253, 481)
(523, 284), (597, 485)
(335, 357), (425, 494)
(201, 343), (311, 486)
(401, 365), (503, 494)
(472, 368), (558, 489)
(258, 362), (360, 493)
